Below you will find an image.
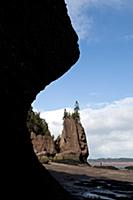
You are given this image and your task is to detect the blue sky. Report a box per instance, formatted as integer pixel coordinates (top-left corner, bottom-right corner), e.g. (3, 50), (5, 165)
(33, 0), (133, 158)
(33, 0), (133, 111)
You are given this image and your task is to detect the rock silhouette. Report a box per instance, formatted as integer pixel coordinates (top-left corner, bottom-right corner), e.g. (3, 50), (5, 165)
(1, 0), (79, 199)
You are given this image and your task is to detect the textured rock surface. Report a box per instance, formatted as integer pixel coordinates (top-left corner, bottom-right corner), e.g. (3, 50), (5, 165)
(31, 132), (56, 156)
(77, 122), (89, 162)
(1, 0), (79, 199)
(55, 117), (89, 162)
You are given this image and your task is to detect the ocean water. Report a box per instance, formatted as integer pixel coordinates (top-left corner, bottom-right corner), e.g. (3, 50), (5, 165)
(89, 161), (133, 169)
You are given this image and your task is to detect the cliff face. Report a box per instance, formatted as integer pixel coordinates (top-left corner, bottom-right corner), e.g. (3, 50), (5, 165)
(31, 132), (56, 156)
(55, 117), (89, 163)
(76, 121), (89, 162)
(1, 0), (79, 199)
(60, 118), (81, 154)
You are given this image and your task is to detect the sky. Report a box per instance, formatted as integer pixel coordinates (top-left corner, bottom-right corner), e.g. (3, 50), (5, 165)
(32, 0), (133, 159)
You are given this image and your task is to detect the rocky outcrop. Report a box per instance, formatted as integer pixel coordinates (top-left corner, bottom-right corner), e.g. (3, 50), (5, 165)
(1, 1), (79, 199)
(76, 121), (89, 162)
(55, 117), (89, 163)
(31, 132), (56, 156)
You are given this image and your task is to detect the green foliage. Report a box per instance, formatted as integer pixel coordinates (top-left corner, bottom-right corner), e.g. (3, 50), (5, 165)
(74, 101), (80, 113)
(63, 109), (72, 119)
(63, 108), (69, 119)
(27, 106), (50, 136)
(63, 101), (80, 122)
(39, 156), (49, 164)
(72, 101), (80, 121)
(72, 111), (80, 121)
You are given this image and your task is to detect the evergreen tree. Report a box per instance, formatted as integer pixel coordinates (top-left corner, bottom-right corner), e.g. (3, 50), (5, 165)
(63, 108), (69, 119)
(72, 101), (80, 121)
(74, 101), (80, 112)
(27, 106), (50, 136)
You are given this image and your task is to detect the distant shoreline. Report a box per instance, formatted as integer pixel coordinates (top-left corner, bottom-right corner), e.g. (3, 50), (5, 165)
(88, 158), (133, 162)
(88, 159), (133, 170)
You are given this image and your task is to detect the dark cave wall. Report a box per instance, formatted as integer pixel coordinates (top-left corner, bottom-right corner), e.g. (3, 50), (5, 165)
(0, 0), (79, 199)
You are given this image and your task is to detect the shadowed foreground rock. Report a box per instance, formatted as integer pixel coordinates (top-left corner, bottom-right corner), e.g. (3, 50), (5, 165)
(0, 0), (79, 199)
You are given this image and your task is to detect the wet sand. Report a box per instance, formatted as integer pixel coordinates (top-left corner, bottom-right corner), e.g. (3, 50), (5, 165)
(44, 162), (133, 199)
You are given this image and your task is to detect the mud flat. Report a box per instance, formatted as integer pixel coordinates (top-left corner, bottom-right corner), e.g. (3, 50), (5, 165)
(44, 162), (133, 200)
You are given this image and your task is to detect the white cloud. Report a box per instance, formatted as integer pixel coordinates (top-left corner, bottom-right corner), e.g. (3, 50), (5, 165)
(81, 97), (133, 158)
(40, 108), (73, 139)
(65, 0), (92, 40)
(39, 97), (133, 159)
(65, 0), (133, 40)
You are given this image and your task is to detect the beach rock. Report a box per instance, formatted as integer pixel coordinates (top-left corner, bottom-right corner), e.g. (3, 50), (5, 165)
(39, 155), (49, 164)
(1, 0), (79, 199)
(55, 117), (89, 163)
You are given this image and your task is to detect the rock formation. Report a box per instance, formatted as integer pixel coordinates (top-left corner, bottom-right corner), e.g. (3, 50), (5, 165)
(1, 1), (79, 199)
(31, 132), (56, 164)
(55, 115), (89, 163)
(30, 103), (88, 164)
(31, 132), (56, 156)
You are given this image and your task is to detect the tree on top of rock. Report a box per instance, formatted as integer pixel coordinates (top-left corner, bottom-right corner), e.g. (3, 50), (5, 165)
(74, 101), (80, 112)
(72, 101), (80, 121)
(63, 108), (71, 119)
(63, 108), (69, 119)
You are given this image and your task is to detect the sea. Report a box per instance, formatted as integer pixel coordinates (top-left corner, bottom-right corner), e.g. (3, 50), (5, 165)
(88, 160), (133, 170)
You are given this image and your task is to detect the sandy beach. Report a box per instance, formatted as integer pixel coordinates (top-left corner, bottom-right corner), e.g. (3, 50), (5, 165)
(44, 162), (133, 199)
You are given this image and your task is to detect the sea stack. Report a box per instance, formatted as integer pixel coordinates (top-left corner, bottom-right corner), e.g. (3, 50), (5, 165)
(55, 102), (89, 163)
